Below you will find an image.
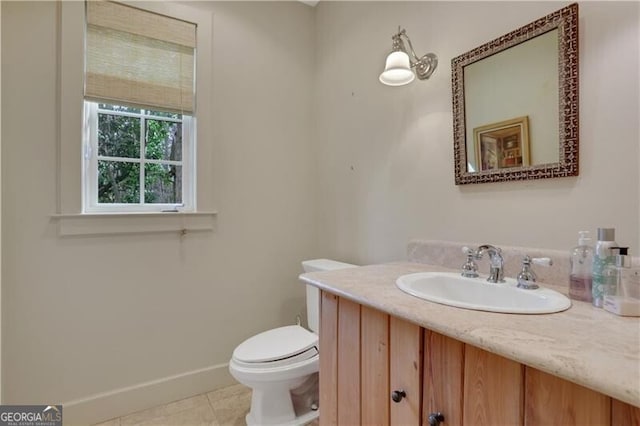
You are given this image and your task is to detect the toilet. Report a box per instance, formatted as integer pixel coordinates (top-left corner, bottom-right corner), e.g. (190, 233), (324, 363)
(229, 259), (357, 426)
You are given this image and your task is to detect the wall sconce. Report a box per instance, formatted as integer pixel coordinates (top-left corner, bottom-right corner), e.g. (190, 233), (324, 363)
(379, 27), (438, 86)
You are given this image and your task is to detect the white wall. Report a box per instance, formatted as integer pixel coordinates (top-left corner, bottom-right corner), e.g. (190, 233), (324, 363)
(1, 1), (315, 422)
(314, 1), (640, 264)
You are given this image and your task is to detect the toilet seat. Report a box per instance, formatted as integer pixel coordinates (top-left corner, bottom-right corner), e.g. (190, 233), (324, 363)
(232, 325), (318, 365)
(232, 346), (318, 370)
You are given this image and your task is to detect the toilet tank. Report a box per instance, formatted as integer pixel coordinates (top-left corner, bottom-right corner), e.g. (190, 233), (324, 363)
(301, 259), (358, 334)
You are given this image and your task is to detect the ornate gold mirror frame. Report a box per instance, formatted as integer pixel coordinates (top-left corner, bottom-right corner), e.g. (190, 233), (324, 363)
(452, 4), (579, 185)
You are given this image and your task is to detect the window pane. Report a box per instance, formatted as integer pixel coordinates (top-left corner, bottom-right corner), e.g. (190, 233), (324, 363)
(98, 103), (141, 114)
(98, 161), (140, 203)
(145, 164), (182, 204)
(145, 120), (182, 161)
(146, 110), (180, 119)
(98, 113), (140, 158)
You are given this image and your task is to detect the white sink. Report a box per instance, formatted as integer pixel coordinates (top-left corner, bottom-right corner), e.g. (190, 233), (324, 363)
(396, 272), (571, 314)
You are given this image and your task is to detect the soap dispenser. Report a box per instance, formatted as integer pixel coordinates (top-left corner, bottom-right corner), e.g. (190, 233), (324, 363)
(569, 231), (594, 302)
(603, 247), (630, 299)
(603, 248), (640, 316)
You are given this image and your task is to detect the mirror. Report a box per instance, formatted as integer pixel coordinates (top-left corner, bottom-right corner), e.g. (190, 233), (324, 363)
(452, 4), (579, 185)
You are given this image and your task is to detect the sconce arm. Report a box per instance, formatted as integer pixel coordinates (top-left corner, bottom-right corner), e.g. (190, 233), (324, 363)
(399, 30), (422, 64)
(391, 27), (438, 80)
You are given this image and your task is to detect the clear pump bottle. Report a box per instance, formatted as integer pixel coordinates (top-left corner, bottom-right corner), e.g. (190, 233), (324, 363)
(569, 231), (594, 302)
(592, 228), (618, 308)
(603, 247), (630, 298)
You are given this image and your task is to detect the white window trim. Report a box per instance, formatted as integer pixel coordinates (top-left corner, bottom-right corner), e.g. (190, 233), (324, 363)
(83, 102), (196, 213)
(55, 1), (215, 236)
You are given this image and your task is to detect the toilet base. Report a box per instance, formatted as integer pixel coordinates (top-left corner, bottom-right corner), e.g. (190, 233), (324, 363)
(244, 373), (319, 426)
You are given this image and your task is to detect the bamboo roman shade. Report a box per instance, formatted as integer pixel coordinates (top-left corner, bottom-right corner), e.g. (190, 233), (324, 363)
(85, 1), (196, 113)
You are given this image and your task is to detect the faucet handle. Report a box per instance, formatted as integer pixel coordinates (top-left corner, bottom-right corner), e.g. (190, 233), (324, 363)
(461, 247), (479, 278)
(517, 255), (552, 289)
(517, 255), (538, 289)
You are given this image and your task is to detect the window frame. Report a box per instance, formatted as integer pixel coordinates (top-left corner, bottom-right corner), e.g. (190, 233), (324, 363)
(57, 1), (215, 236)
(83, 102), (196, 213)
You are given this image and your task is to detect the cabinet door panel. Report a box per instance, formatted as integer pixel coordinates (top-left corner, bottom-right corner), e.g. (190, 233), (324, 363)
(423, 330), (464, 426)
(319, 291), (339, 426)
(612, 399), (640, 426)
(525, 368), (610, 426)
(463, 345), (524, 426)
(361, 306), (390, 426)
(337, 298), (361, 425)
(390, 316), (423, 426)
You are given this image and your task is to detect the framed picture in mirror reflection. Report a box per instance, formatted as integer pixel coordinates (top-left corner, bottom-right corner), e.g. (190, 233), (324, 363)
(474, 116), (530, 171)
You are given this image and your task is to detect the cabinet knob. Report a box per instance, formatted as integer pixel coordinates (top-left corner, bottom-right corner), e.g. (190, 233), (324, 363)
(391, 389), (406, 403)
(427, 412), (445, 426)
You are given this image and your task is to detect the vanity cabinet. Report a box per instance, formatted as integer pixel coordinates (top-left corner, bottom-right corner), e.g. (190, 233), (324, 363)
(319, 291), (640, 426)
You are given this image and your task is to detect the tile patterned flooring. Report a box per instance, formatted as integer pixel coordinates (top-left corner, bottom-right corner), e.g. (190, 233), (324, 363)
(94, 384), (252, 426)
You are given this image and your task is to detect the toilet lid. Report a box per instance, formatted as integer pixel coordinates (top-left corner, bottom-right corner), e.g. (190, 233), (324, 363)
(233, 325), (318, 363)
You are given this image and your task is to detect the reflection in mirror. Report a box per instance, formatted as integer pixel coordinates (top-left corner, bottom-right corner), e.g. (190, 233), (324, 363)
(452, 4), (579, 184)
(465, 31), (557, 172)
(473, 116), (530, 172)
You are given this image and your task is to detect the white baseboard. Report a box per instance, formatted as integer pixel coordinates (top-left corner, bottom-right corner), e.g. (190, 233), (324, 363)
(62, 363), (236, 425)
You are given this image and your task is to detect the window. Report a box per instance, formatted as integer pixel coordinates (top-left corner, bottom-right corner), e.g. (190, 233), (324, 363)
(58, 0), (213, 234)
(82, 1), (196, 213)
(84, 102), (194, 212)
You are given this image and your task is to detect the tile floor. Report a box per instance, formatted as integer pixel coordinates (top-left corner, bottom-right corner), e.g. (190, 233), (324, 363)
(94, 384), (252, 426)
(93, 384), (320, 426)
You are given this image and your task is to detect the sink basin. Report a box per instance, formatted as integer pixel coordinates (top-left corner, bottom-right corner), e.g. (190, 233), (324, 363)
(396, 272), (571, 314)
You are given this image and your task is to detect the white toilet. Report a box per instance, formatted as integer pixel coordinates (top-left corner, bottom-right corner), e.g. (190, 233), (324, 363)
(229, 259), (357, 426)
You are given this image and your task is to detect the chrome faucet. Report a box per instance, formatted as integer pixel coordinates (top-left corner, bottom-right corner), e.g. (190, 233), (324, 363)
(474, 244), (505, 283)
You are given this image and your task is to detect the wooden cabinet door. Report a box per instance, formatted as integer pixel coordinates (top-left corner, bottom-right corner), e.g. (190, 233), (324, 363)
(390, 316), (423, 426)
(525, 368), (610, 426)
(463, 345), (524, 426)
(423, 330), (464, 426)
(361, 306), (390, 426)
(612, 399), (640, 426)
(337, 298), (361, 425)
(319, 291), (339, 426)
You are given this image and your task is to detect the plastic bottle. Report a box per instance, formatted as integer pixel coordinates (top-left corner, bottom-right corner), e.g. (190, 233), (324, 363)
(592, 228), (618, 308)
(618, 253), (640, 300)
(569, 231), (594, 302)
(603, 248), (640, 316)
(603, 247), (631, 296)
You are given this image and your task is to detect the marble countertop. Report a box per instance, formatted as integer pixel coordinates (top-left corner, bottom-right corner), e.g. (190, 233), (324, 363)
(300, 261), (640, 408)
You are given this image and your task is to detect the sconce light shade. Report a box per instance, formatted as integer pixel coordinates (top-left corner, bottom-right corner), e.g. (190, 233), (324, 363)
(379, 51), (415, 86)
(379, 27), (438, 87)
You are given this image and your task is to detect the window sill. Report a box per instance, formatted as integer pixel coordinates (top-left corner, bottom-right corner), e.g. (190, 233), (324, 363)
(51, 211), (217, 236)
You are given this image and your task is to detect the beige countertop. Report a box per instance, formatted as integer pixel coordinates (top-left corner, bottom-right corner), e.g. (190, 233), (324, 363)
(300, 261), (640, 408)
